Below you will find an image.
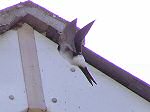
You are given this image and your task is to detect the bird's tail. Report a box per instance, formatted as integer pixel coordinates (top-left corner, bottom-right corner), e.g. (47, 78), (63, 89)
(79, 66), (97, 86)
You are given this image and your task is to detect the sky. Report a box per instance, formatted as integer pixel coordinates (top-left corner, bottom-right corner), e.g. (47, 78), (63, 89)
(0, 0), (150, 84)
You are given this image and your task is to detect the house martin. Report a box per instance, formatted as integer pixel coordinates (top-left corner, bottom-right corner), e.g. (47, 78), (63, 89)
(57, 18), (97, 86)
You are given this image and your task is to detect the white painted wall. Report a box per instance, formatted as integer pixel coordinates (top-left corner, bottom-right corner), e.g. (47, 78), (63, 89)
(0, 29), (149, 112)
(35, 30), (150, 112)
(0, 30), (28, 112)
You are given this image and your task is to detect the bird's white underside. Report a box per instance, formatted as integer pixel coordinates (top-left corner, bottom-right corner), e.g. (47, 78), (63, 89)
(72, 55), (87, 67)
(59, 50), (86, 68)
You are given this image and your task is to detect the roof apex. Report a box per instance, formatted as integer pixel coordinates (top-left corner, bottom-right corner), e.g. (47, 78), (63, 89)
(0, 0), (68, 34)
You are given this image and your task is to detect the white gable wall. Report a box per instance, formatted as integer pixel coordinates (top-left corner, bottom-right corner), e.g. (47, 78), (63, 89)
(0, 30), (28, 111)
(34, 30), (150, 112)
(0, 28), (149, 112)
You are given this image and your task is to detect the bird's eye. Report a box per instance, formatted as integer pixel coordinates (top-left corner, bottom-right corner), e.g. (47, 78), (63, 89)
(57, 45), (60, 50)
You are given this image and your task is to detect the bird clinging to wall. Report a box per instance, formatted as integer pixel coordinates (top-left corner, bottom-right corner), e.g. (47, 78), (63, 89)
(57, 18), (97, 86)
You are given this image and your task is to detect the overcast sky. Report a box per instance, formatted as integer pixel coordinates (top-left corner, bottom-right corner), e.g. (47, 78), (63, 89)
(0, 0), (150, 84)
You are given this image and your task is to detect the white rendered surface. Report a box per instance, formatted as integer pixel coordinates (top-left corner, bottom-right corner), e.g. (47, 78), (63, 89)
(0, 30), (28, 111)
(0, 26), (149, 112)
(35, 31), (150, 112)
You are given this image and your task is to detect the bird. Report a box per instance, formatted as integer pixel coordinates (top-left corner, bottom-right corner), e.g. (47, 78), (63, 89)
(57, 18), (97, 86)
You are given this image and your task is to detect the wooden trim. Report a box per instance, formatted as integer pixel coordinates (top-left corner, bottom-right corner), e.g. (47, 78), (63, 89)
(17, 23), (47, 111)
(83, 47), (150, 102)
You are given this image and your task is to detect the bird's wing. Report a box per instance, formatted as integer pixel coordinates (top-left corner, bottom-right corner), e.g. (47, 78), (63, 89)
(59, 18), (77, 52)
(74, 20), (95, 54)
(79, 66), (97, 86)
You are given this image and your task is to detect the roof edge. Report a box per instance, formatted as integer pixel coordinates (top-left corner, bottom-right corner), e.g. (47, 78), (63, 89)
(83, 47), (150, 102)
(0, 1), (150, 102)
